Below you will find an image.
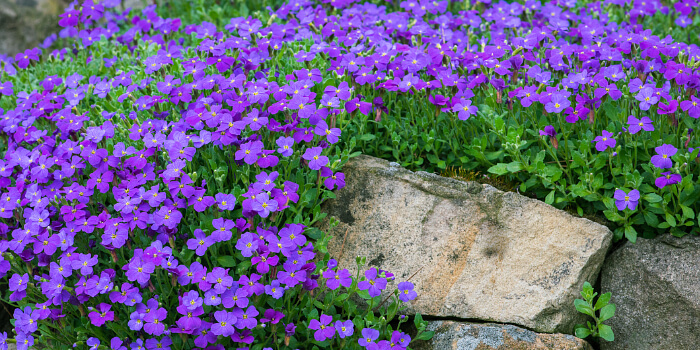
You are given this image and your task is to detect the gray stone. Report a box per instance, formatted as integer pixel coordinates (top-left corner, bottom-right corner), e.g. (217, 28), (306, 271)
(411, 321), (593, 350)
(600, 234), (700, 350)
(320, 155), (612, 333)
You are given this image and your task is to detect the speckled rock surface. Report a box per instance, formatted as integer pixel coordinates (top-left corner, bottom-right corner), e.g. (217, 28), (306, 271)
(411, 321), (593, 350)
(600, 235), (700, 350)
(320, 155), (612, 333)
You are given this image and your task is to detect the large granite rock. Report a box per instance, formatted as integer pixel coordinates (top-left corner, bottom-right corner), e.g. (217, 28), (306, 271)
(600, 235), (700, 350)
(411, 321), (593, 350)
(320, 155), (612, 333)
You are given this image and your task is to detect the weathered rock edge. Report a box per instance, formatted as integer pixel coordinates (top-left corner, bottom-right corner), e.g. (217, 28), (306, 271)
(411, 321), (594, 350)
(319, 155), (613, 333)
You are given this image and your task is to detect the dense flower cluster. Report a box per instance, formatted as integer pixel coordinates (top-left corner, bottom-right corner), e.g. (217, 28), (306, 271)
(2, 0), (700, 348)
(0, 0), (430, 349)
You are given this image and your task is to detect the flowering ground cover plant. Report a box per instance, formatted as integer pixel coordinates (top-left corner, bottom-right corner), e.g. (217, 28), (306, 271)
(0, 0), (436, 349)
(319, 0), (700, 242)
(2, 0), (700, 348)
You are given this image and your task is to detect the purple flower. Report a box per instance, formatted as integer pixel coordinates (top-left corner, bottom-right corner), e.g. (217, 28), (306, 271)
(302, 147), (329, 170)
(545, 94), (570, 113)
(539, 125), (557, 137)
(236, 232), (259, 257)
(88, 303), (114, 327)
(253, 171), (279, 192)
(593, 130), (616, 152)
(323, 268), (352, 290)
(236, 141), (263, 165)
(391, 330), (411, 348)
(398, 281), (417, 302)
(635, 87), (659, 110)
(233, 306), (258, 330)
(9, 273), (28, 301)
(345, 98), (372, 115)
(206, 267), (233, 294)
(655, 172), (682, 189)
(627, 116), (654, 134)
(276, 137), (294, 157)
(187, 229), (213, 256)
(162, 160), (186, 180)
(264, 280), (284, 299)
(680, 96), (700, 118)
(613, 189), (640, 211)
(0, 81), (13, 96)
(314, 120), (341, 144)
(182, 290), (203, 311)
(335, 320), (354, 338)
(452, 99), (478, 120)
(594, 80), (622, 101)
(309, 314), (335, 342)
(285, 323), (296, 337)
(72, 253), (98, 275)
(212, 218), (235, 242)
(651, 144), (677, 169)
(126, 258), (155, 284)
(358, 268), (387, 298)
(358, 328), (380, 347)
(321, 167), (346, 190)
(251, 193), (278, 218)
(59, 9), (80, 27)
(516, 85), (539, 107)
(260, 309), (284, 325)
(211, 311), (236, 336)
(142, 300), (167, 335)
(215, 193), (236, 210)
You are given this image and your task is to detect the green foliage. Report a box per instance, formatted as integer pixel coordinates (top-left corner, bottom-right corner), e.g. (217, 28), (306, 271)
(574, 282), (616, 342)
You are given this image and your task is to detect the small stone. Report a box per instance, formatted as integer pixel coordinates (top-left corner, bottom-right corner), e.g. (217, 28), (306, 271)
(411, 321), (594, 350)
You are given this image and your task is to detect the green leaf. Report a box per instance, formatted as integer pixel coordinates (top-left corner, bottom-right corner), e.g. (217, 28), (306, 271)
(574, 299), (595, 317)
(545, 190), (555, 205)
(357, 290), (372, 300)
(681, 205), (695, 220)
(643, 211), (659, 227)
(235, 260), (252, 275)
(581, 281), (594, 299)
(359, 134), (376, 141)
(415, 331), (435, 341)
(427, 154), (440, 164)
(217, 256), (237, 268)
(666, 213), (677, 227)
(413, 313), (424, 328)
(488, 163), (509, 175)
(603, 209), (624, 222)
(594, 292), (611, 310)
(599, 304), (616, 322)
(506, 161), (524, 172)
(306, 227), (324, 240)
(624, 226), (637, 243)
(598, 324), (614, 341)
(572, 151), (587, 167)
(643, 193), (663, 203)
(575, 326), (592, 339)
